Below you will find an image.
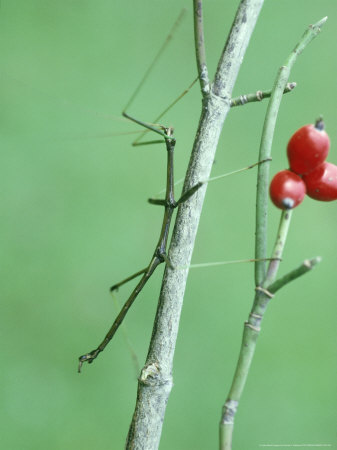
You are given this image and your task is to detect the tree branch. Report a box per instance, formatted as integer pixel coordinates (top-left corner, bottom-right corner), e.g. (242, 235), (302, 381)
(193, 0), (210, 96)
(212, 0), (264, 99)
(125, 1), (264, 448)
(268, 257), (321, 294)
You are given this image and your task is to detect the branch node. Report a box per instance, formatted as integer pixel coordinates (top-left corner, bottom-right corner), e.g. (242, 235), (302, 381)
(139, 362), (171, 387)
(255, 286), (275, 298)
(240, 95), (248, 105)
(249, 313), (262, 320)
(287, 81), (297, 90)
(221, 399), (239, 424)
(245, 321), (261, 332)
(200, 66), (210, 95)
(256, 90), (263, 101)
(267, 256), (322, 294)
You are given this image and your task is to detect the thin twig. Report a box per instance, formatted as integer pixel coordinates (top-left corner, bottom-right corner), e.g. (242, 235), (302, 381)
(193, 0), (210, 96)
(268, 257), (321, 294)
(230, 82), (296, 107)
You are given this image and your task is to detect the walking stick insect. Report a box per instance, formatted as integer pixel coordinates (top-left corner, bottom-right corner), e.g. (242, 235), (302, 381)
(78, 114), (203, 372)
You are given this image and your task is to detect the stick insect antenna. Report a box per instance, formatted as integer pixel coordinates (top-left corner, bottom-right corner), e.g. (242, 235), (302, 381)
(122, 8), (187, 114)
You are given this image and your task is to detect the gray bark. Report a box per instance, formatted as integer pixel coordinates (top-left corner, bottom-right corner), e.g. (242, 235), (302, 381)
(125, 1), (265, 448)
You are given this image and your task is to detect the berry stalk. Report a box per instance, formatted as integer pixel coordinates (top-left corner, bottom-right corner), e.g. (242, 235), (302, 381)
(254, 15), (327, 287)
(220, 16), (327, 450)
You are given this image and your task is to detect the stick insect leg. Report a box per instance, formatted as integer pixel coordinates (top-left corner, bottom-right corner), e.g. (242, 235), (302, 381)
(176, 182), (204, 206)
(161, 252), (174, 270)
(174, 158), (272, 206)
(149, 181), (203, 209)
(132, 76), (199, 146)
(110, 267), (148, 292)
(78, 257), (161, 372)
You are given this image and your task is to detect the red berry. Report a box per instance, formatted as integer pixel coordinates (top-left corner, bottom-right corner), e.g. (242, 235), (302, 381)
(269, 170), (306, 210)
(302, 162), (337, 201)
(287, 118), (330, 175)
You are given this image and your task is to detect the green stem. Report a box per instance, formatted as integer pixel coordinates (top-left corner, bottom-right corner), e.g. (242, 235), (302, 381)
(254, 16), (327, 287)
(220, 16), (327, 450)
(219, 210), (291, 449)
(263, 209), (293, 287)
(219, 229), (322, 449)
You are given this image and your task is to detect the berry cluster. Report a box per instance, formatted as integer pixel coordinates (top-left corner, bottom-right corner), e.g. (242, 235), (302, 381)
(270, 118), (337, 210)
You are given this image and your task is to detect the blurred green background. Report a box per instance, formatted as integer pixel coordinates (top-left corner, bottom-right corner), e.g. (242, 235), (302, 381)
(1, 1), (336, 449)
